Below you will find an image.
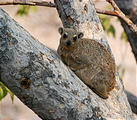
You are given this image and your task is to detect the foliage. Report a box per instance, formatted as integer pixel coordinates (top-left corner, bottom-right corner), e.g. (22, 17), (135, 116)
(0, 82), (14, 103)
(16, 5), (36, 16)
(120, 31), (128, 42)
(99, 14), (115, 37)
(99, 14), (127, 41)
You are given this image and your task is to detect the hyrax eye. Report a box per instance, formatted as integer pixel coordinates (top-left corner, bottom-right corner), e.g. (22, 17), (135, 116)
(63, 33), (67, 38)
(73, 35), (77, 41)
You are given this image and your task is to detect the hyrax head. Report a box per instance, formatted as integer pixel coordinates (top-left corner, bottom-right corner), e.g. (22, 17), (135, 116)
(58, 27), (84, 48)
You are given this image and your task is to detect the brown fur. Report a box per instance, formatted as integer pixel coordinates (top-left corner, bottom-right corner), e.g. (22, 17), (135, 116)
(57, 27), (116, 99)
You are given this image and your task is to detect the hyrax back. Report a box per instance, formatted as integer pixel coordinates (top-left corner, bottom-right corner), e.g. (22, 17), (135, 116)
(57, 27), (116, 99)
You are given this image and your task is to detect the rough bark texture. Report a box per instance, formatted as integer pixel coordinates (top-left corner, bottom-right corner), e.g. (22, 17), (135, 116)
(125, 91), (137, 114)
(0, 0), (135, 120)
(114, 0), (137, 61)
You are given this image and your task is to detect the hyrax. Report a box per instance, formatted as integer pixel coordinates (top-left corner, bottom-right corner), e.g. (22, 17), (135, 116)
(57, 27), (116, 99)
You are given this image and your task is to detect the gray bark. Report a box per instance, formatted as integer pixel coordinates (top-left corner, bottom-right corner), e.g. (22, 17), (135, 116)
(114, 0), (137, 61)
(125, 90), (137, 114)
(0, 0), (135, 119)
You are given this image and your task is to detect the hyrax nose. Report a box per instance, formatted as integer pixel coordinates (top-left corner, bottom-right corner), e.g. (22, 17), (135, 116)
(65, 40), (71, 46)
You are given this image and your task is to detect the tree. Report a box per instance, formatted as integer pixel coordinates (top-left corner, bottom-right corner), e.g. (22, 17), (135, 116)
(114, 0), (137, 60)
(114, 0), (137, 114)
(0, 0), (136, 120)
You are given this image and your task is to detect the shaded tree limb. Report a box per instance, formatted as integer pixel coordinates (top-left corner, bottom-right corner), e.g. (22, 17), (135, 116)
(0, 0), (135, 120)
(114, 0), (137, 61)
(125, 90), (137, 114)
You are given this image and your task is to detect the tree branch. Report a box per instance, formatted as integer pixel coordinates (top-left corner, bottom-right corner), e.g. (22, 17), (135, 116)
(114, 0), (137, 61)
(125, 90), (137, 114)
(96, 8), (118, 17)
(0, 0), (55, 7)
(106, 0), (137, 35)
(0, 8), (98, 120)
(0, 0), (135, 119)
(0, 0), (136, 35)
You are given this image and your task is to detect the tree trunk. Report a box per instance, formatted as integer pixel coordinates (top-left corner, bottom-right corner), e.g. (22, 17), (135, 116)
(114, 0), (137, 61)
(0, 0), (135, 119)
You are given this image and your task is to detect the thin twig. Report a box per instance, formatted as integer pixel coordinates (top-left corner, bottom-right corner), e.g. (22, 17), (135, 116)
(0, 0), (55, 7)
(96, 8), (118, 17)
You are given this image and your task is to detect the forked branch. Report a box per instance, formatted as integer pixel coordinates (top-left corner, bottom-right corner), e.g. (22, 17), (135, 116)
(0, 0), (136, 34)
(106, 0), (137, 34)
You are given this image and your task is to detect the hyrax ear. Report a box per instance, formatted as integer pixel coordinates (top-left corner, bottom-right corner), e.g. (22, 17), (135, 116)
(58, 27), (64, 35)
(78, 32), (84, 38)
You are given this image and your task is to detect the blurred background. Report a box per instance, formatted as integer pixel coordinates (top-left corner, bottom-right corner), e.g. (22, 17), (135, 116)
(0, 0), (136, 120)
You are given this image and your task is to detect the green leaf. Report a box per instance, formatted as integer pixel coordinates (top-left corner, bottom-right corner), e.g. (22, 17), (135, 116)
(16, 5), (37, 16)
(0, 87), (4, 100)
(99, 15), (116, 38)
(99, 15), (111, 30)
(0, 82), (8, 101)
(117, 65), (126, 80)
(116, 18), (120, 22)
(6, 87), (14, 103)
(120, 31), (128, 42)
(16, 5), (30, 16)
(103, 18), (110, 30)
(31, 6), (37, 12)
(0, 82), (14, 103)
(107, 25), (116, 37)
(120, 68), (125, 80)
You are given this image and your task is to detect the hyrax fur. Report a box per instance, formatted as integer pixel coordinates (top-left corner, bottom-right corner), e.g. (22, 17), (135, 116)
(57, 27), (116, 99)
